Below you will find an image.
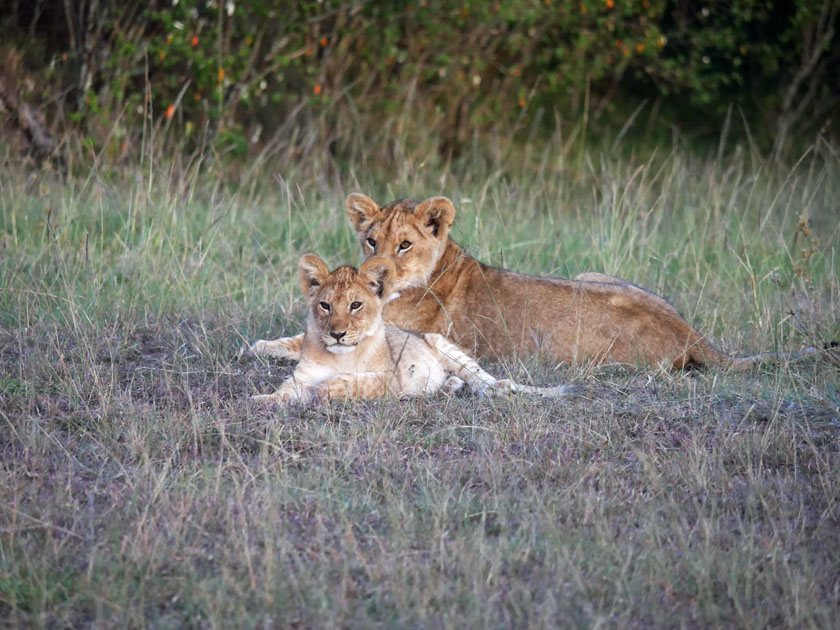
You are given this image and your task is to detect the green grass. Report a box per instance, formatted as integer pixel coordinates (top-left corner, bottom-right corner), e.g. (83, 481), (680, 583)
(1, 136), (839, 628)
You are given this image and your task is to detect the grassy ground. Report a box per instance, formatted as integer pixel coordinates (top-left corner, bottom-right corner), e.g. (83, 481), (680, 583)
(1, 138), (839, 628)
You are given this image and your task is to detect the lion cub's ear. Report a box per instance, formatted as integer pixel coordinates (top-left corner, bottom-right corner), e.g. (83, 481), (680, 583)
(414, 197), (455, 240)
(298, 254), (330, 299)
(358, 256), (395, 299)
(345, 193), (381, 232)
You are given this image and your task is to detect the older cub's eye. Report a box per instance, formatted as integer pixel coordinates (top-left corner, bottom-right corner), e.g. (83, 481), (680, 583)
(398, 240), (412, 252)
(349, 301), (362, 311)
(366, 237), (376, 250)
(319, 301), (330, 312)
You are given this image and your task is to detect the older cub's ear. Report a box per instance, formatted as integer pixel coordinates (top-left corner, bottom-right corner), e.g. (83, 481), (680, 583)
(345, 193), (381, 232)
(298, 254), (330, 299)
(358, 256), (395, 299)
(414, 197), (455, 240)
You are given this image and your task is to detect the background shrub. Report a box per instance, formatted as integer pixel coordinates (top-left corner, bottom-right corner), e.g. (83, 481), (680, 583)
(2, 0), (838, 166)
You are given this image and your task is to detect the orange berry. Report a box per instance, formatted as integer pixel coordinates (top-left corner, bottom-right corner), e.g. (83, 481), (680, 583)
(314, 84), (322, 95)
(606, 0), (614, 7)
(518, 97), (526, 107)
(165, 104), (175, 119)
(636, 43), (645, 53)
(191, 36), (199, 47)
(320, 37), (328, 47)
(218, 67), (225, 83)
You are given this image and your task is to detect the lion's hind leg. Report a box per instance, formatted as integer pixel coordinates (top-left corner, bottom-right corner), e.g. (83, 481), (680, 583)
(423, 333), (499, 394)
(424, 333), (571, 398)
(441, 375), (466, 395)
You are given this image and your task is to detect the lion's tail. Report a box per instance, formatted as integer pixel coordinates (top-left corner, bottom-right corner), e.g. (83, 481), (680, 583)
(693, 339), (839, 371)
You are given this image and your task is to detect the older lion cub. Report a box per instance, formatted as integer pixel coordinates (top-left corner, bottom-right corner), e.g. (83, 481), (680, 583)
(345, 194), (832, 370)
(251, 254), (569, 405)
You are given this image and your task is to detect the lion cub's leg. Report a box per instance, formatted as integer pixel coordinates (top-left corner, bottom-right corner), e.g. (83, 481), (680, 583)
(252, 370), (387, 405)
(313, 372), (389, 401)
(423, 333), (499, 394)
(441, 375), (466, 394)
(250, 332), (304, 361)
(252, 375), (308, 405)
(424, 333), (570, 398)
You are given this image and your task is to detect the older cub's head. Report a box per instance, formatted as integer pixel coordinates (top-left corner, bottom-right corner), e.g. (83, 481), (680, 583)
(298, 254), (395, 354)
(345, 193), (455, 292)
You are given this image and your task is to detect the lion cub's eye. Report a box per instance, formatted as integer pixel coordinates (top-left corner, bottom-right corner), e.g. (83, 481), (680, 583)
(398, 240), (412, 252)
(366, 237), (376, 250)
(349, 301), (362, 312)
(318, 301), (331, 312)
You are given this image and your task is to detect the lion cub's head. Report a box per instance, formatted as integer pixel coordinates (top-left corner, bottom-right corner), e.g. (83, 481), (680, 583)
(298, 254), (395, 354)
(345, 193), (456, 292)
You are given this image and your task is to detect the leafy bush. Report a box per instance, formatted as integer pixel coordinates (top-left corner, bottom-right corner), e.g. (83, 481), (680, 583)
(2, 0), (838, 161)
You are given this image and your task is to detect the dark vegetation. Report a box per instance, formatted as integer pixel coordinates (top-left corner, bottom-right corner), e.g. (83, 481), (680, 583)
(1, 0), (839, 169)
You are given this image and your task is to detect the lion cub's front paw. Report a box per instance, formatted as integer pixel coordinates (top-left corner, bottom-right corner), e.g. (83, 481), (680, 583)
(251, 392), (293, 406)
(249, 338), (302, 361)
(250, 339), (272, 356)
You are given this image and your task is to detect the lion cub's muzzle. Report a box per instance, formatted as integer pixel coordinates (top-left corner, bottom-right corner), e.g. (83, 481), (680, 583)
(322, 330), (358, 354)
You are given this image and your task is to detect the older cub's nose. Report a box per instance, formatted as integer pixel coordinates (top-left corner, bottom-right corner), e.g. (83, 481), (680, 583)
(330, 331), (346, 342)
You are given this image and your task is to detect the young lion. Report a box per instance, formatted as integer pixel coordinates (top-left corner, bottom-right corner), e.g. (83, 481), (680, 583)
(251, 254), (569, 405)
(253, 194), (829, 370)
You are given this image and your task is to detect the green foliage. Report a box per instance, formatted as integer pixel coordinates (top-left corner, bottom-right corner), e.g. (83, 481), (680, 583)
(2, 0), (838, 157)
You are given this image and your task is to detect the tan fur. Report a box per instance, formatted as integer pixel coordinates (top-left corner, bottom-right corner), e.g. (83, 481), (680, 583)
(252, 255), (569, 405)
(339, 193), (805, 370)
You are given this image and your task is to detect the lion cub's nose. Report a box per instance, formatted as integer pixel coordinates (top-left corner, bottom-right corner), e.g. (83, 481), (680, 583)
(330, 331), (346, 341)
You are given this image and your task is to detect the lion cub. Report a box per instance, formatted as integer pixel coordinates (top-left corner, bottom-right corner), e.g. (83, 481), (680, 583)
(251, 255), (569, 405)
